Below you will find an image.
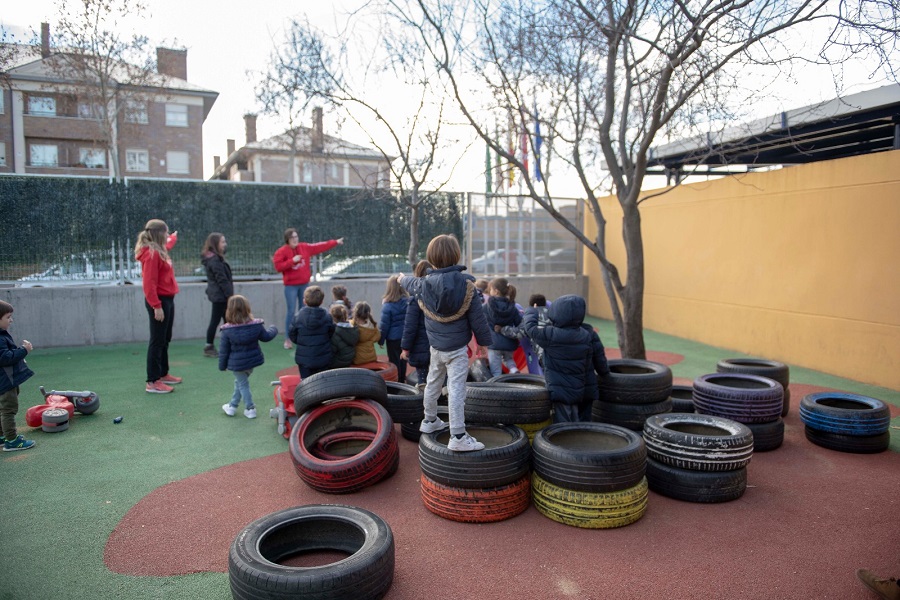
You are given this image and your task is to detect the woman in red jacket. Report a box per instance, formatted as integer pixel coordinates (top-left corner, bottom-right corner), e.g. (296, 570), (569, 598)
(135, 219), (181, 393)
(272, 228), (344, 349)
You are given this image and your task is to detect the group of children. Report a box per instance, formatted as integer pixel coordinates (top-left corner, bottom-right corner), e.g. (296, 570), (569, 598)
(1, 232), (608, 455)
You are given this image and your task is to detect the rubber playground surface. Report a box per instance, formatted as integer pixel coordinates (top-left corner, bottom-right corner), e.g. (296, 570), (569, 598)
(1, 318), (898, 600)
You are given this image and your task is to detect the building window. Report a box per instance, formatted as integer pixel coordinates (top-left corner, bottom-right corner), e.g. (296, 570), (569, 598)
(79, 148), (106, 168)
(28, 96), (56, 116)
(166, 151), (190, 174)
(124, 99), (148, 124)
(30, 144), (58, 167)
(126, 149), (149, 172)
(165, 103), (188, 127)
(0, 142), (6, 166)
(0, 92), (5, 115)
(330, 163), (338, 179)
(303, 162), (313, 183)
(78, 102), (101, 119)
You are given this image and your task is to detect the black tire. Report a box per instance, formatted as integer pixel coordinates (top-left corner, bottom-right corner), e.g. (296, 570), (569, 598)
(746, 418), (784, 452)
(464, 382), (551, 425)
(692, 373), (784, 423)
(42, 421), (69, 432)
(642, 413), (754, 472)
(799, 392), (891, 436)
(418, 425), (531, 489)
(669, 384), (694, 413)
(400, 406), (448, 443)
(41, 408), (70, 424)
(487, 373), (547, 387)
(384, 382), (424, 423)
(804, 426), (890, 454)
(598, 359), (673, 405)
(74, 392), (100, 415)
(645, 457), (747, 503)
(715, 360), (792, 417)
(228, 504), (394, 600)
(531, 422), (646, 493)
(295, 368), (388, 414)
(591, 398), (673, 431)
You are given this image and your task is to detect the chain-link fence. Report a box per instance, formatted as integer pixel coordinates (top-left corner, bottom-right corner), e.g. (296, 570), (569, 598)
(0, 176), (464, 286)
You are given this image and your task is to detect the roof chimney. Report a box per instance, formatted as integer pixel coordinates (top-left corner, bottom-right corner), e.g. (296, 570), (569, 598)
(41, 23), (51, 59)
(227, 139), (236, 156)
(156, 47), (188, 80)
(312, 107), (324, 153)
(244, 114), (257, 144)
(213, 156), (221, 170)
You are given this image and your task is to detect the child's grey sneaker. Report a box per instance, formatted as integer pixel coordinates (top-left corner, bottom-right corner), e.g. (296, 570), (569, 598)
(3, 435), (36, 452)
(419, 417), (447, 433)
(222, 403), (236, 416)
(244, 408), (257, 419)
(447, 433), (485, 452)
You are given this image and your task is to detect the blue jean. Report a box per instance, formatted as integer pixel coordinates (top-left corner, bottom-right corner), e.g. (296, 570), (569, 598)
(488, 348), (517, 378)
(229, 370), (254, 410)
(284, 284), (308, 338)
(424, 346), (469, 436)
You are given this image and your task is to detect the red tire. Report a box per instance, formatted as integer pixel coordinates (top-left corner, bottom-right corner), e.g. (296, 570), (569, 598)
(289, 399), (399, 494)
(354, 360), (399, 382)
(420, 474), (531, 523)
(311, 430), (378, 461)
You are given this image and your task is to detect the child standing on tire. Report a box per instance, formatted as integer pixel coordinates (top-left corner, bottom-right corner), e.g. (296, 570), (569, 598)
(400, 260), (432, 389)
(483, 277), (522, 377)
(523, 294), (609, 423)
(0, 301), (36, 451)
(399, 234), (493, 452)
(219, 295), (278, 419)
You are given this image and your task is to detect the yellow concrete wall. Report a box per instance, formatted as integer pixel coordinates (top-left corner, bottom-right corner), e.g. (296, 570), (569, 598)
(585, 150), (900, 390)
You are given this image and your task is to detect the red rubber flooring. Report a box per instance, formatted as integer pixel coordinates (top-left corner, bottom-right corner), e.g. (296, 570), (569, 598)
(104, 382), (900, 599)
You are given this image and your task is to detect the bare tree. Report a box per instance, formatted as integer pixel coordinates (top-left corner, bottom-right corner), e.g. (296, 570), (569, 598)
(392, 0), (899, 357)
(46, 0), (158, 180)
(256, 13), (469, 265)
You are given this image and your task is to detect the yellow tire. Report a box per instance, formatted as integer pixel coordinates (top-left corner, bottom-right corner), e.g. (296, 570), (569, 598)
(531, 473), (648, 529)
(517, 419), (552, 443)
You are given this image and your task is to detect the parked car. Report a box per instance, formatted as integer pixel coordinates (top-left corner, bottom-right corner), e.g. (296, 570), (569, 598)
(533, 247), (578, 273)
(16, 251), (140, 287)
(313, 254), (411, 281)
(470, 248), (528, 274)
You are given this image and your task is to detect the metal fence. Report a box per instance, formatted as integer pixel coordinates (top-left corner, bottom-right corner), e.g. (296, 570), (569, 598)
(0, 175), (583, 286)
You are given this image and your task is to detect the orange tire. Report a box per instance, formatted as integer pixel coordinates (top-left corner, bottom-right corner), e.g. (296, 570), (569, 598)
(420, 474), (530, 523)
(354, 361), (398, 382)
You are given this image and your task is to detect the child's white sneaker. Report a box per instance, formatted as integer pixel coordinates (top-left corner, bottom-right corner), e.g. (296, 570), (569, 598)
(244, 408), (257, 419)
(419, 417), (447, 433)
(448, 433), (485, 452)
(222, 404), (236, 416)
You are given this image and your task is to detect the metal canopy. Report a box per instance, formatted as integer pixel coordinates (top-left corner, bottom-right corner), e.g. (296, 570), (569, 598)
(647, 84), (900, 174)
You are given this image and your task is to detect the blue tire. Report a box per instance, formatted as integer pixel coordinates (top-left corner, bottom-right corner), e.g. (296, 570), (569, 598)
(799, 393), (890, 436)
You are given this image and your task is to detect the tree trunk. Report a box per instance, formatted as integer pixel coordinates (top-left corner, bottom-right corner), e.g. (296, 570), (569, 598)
(620, 201), (646, 359)
(407, 186), (420, 268)
(595, 213), (626, 351)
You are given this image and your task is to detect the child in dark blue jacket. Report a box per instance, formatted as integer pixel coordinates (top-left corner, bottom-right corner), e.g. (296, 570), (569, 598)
(0, 300), (36, 451)
(218, 295), (278, 419)
(289, 286), (335, 379)
(483, 277), (522, 377)
(523, 294), (609, 423)
(400, 260), (432, 388)
(379, 275), (409, 383)
(399, 235), (493, 452)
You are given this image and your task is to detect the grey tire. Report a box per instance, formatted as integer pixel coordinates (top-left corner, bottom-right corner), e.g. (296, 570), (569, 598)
(642, 413), (754, 472)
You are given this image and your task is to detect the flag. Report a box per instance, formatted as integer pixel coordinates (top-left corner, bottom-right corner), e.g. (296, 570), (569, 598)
(520, 107), (529, 177)
(534, 103), (543, 182)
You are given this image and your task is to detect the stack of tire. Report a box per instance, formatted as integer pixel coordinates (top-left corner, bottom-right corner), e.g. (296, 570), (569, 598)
(465, 381), (551, 432)
(594, 359), (673, 430)
(418, 425), (532, 523)
(531, 422), (648, 528)
(669, 384), (694, 413)
(692, 373), (785, 451)
(383, 382), (426, 443)
(487, 373), (552, 441)
(229, 504), (394, 600)
(716, 358), (791, 416)
(800, 392), (892, 453)
(642, 413), (753, 503)
(289, 369), (399, 494)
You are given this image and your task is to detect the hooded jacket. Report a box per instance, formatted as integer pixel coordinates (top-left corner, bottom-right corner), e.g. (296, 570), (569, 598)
(331, 323), (360, 368)
(352, 322), (380, 364)
(218, 319), (278, 372)
(272, 240), (338, 286)
(137, 246), (179, 309)
(0, 330), (34, 394)
(523, 295), (609, 405)
(400, 298), (430, 367)
(399, 265), (492, 352)
(483, 296), (522, 351)
(379, 298), (408, 344)
(289, 306), (335, 369)
(201, 251), (233, 303)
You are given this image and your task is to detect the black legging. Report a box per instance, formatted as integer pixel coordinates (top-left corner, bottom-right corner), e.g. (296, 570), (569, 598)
(145, 295), (175, 382)
(206, 301), (227, 345)
(386, 339), (407, 384)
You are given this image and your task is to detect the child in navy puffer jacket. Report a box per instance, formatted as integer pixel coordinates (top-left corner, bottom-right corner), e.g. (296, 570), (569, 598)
(379, 275), (409, 383)
(290, 286), (335, 379)
(218, 295), (278, 419)
(483, 277), (522, 378)
(400, 260), (432, 388)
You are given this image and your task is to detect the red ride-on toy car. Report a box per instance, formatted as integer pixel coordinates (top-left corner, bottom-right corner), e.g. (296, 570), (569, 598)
(270, 374), (300, 439)
(25, 386), (100, 428)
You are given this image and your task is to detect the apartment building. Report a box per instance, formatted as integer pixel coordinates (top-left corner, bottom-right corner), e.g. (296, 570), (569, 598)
(0, 24), (217, 179)
(210, 108), (392, 188)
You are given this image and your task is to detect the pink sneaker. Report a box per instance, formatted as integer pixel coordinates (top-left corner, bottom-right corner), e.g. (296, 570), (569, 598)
(160, 374), (182, 385)
(146, 380), (174, 394)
